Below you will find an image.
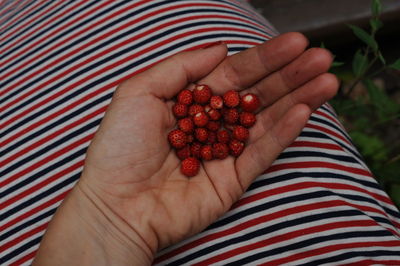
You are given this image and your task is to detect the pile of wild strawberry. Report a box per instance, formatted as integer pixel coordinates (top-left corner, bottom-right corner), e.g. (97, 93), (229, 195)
(168, 84), (260, 177)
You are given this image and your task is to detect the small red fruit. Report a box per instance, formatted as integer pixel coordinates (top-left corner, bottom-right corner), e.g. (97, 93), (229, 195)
(223, 108), (239, 124)
(207, 131), (217, 144)
(181, 157), (200, 177)
(176, 145), (191, 160)
(191, 142), (202, 158)
(193, 111), (209, 127)
(172, 103), (188, 118)
(239, 112), (256, 128)
(229, 139), (244, 157)
(206, 121), (221, 132)
(193, 84), (212, 104)
(240, 93), (260, 112)
(207, 108), (221, 121)
(195, 128), (209, 143)
(210, 95), (223, 109)
(188, 104), (204, 116)
(223, 90), (240, 108)
(217, 129), (230, 143)
(232, 125), (249, 141)
(212, 143), (229, 159)
(177, 89), (193, 105)
(200, 145), (213, 160)
(168, 129), (187, 149)
(178, 117), (194, 133)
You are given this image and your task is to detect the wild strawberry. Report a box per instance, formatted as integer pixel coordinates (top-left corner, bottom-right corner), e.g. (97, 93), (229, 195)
(186, 134), (194, 143)
(178, 117), (194, 133)
(181, 157), (200, 177)
(239, 112), (256, 128)
(212, 143), (229, 159)
(201, 145), (213, 161)
(191, 142), (202, 158)
(195, 128), (208, 143)
(193, 84), (211, 104)
(204, 105), (211, 113)
(193, 111), (209, 127)
(177, 89), (193, 105)
(168, 129), (187, 149)
(229, 139), (244, 157)
(176, 145), (191, 160)
(240, 93), (260, 112)
(188, 104), (204, 116)
(223, 90), (240, 108)
(210, 95), (223, 109)
(206, 121), (221, 132)
(223, 108), (239, 124)
(172, 103), (188, 118)
(232, 125), (249, 141)
(207, 108), (221, 121)
(217, 129), (230, 143)
(207, 131), (217, 144)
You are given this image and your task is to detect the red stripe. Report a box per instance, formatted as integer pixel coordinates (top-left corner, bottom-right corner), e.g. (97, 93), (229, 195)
(0, 26), (264, 146)
(262, 240), (400, 265)
(0, 105), (107, 167)
(289, 140), (344, 151)
(193, 220), (380, 265)
(314, 109), (346, 131)
(0, 1), (64, 46)
(0, 0), (35, 27)
(305, 122), (351, 145)
(9, 250), (37, 266)
(0, 190), (69, 232)
(0, 134), (92, 187)
(0, 222), (48, 253)
(0, 160), (83, 210)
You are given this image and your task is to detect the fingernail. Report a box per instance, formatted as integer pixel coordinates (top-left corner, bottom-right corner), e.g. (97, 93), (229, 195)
(202, 41), (225, 49)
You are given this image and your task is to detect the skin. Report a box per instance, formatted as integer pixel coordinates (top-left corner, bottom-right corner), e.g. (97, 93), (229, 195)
(33, 33), (338, 265)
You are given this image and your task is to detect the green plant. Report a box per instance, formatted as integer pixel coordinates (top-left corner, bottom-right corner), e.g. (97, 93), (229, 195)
(327, 0), (400, 206)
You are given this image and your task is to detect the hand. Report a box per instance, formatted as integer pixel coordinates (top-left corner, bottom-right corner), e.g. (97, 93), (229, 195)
(34, 33), (338, 265)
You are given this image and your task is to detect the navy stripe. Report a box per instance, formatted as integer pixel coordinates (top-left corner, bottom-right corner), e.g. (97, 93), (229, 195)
(320, 104), (338, 118)
(310, 115), (353, 144)
(278, 150), (359, 164)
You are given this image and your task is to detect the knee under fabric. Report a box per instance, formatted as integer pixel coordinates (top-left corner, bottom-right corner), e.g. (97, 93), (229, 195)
(1, 1), (399, 265)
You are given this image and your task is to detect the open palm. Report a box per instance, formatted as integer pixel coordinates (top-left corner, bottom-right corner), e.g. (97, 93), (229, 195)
(78, 33), (338, 256)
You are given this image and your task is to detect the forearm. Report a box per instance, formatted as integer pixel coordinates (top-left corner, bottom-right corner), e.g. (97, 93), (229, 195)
(32, 182), (153, 266)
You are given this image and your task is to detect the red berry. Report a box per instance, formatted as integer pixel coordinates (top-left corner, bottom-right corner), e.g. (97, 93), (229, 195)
(172, 103), (188, 118)
(212, 143), (229, 159)
(223, 108), (239, 124)
(217, 129), (230, 143)
(207, 131), (217, 144)
(178, 117), (194, 133)
(232, 125), (249, 141)
(193, 84), (211, 104)
(206, 121), (221, 132)
(191, 142), (202, 158)
(200, 145), (213, 161)
(207, 108), (221, 121)
(239, 112), (256, 128)
(193, 111), (209, 127)
(223, 90), (240, 108)
(210, 95), (223, 109)
(229, 139), (244, 157)
(204, 105), (211, 113)
(195, 128), (209, 143)
(188, 104), (204, 116)
(177, 89), (193, 105)
(176, 145), (191, 160)
(168, 129), (187, 149)
(181, 157), (200, 177)
(187, 134), (194, 143)
(240, 93), (260, 112)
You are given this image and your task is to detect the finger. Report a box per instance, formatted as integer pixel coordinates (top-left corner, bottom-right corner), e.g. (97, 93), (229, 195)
(116, 43), (228, 99)
(199, 32), (309, 94)
(248, 73), (339, 143)
(236, 104), (311, 189)
(244, 47), (333, 110)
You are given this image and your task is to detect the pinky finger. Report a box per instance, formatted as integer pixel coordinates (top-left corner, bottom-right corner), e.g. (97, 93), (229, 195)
(235, 104), (311, 190)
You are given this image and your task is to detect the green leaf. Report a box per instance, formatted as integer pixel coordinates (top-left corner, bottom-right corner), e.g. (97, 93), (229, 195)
(320, 42), (326, 49)
(352, 49), (368, 76)
(389, 58), (400, 70)
(348, 24), (378, 51)
(363, 78), (399, 117)
(378, 51), (386, 65)
(331, 61), (345, 67)
(371, 0), (382, 17)
(370, 18), (383, 32)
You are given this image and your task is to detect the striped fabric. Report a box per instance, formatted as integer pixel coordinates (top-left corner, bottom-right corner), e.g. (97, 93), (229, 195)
(1, 0), (399, 265)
